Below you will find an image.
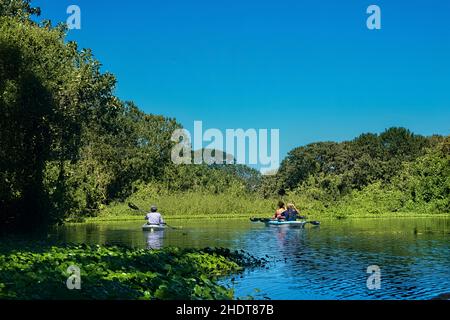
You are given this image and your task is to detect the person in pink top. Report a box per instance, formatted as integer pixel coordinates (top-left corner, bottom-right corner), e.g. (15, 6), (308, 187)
(272, 201), (286, 221)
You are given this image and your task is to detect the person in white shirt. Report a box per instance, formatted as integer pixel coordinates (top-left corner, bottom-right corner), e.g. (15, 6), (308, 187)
(145, 205), (165, 225)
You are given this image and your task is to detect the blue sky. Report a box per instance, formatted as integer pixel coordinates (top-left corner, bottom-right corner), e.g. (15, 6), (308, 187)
(34, 0), (450, 163)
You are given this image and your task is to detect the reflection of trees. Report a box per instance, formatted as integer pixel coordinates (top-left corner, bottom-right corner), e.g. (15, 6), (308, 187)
(52, 220), (259, 249)
(52, 222), (152, 248)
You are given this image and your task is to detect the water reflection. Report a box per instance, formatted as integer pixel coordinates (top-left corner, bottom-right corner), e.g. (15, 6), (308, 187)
(229, 219), (449, 300)
(50, 217), (450, 300)
(144, 230), (164, 249)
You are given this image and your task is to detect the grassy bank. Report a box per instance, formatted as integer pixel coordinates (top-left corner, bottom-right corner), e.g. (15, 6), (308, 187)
(84, 210), (449, 223)
(0, 242), (264, 300)
(84, 211), (448, 223)
(81, 191), (274, 222)
(71, 181), (448, 223)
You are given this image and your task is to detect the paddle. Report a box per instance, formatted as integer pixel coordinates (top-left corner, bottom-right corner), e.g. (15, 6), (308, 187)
(250, 217), (271, 222)
(128, 202), (142, 212)
(128, 202), (180, 230)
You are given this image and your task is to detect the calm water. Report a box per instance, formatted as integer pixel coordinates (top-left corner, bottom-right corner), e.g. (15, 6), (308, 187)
(50, 217), (450, 300)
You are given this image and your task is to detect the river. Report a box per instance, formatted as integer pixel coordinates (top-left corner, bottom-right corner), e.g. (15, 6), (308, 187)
(50, 217), (449, 300)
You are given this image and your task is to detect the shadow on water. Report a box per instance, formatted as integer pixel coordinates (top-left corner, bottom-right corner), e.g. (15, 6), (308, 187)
(46, 217), (449, 300)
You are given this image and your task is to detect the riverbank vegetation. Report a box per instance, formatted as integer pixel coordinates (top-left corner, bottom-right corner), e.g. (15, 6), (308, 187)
(0, 241), (263, 299)
(96, 132), (449, 221)
(1, 1), (449, 232)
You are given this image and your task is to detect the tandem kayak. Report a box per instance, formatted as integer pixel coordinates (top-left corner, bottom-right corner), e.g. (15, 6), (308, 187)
(250, 217), (321, 228)
(142, 224), (166, 231)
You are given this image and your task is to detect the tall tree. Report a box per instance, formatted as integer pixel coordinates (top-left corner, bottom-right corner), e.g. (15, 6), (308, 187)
(0, 0), (40, 20)
(0, 16), (116, 229)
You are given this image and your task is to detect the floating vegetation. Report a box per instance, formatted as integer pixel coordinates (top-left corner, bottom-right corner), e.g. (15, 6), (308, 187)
(0, 242), (265, 300)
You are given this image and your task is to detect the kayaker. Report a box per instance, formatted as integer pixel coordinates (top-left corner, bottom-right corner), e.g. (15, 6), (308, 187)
(273, 201), (286, 221)
(285, 203), (300, 221)
(145, 205), (165, 225)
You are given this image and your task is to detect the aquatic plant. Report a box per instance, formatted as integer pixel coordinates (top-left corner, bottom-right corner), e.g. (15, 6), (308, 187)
(0, 242), (264, 300)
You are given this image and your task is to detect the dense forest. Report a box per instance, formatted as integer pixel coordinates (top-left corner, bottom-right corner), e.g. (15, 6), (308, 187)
(0, 1), (449, 231)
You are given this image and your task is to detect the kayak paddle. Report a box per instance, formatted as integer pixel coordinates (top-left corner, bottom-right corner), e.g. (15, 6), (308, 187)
(250, 217), (271, 222)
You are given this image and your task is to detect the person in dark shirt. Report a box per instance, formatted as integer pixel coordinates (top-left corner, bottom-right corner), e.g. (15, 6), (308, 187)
(284, 203), (301, 221)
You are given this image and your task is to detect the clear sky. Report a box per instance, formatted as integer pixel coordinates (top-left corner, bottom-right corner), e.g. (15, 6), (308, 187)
(34, 0), (450, 163)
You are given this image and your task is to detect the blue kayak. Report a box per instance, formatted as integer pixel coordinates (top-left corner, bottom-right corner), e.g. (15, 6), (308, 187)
(250, 217), (321, 227)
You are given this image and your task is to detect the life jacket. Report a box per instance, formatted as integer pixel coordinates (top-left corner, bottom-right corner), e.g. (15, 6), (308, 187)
(284, 208), (299, 221)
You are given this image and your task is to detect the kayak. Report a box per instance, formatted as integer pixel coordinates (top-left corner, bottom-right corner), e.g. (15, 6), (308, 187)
(264, 220), (307, 228)
(142, 224), (166, 231)
(250, 217), (320, 228)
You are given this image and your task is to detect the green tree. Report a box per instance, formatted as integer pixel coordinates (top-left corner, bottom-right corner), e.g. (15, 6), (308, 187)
(0, 16), (116, 229)
(0, 0), (40, 20)
(394, 137), (450, 212)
